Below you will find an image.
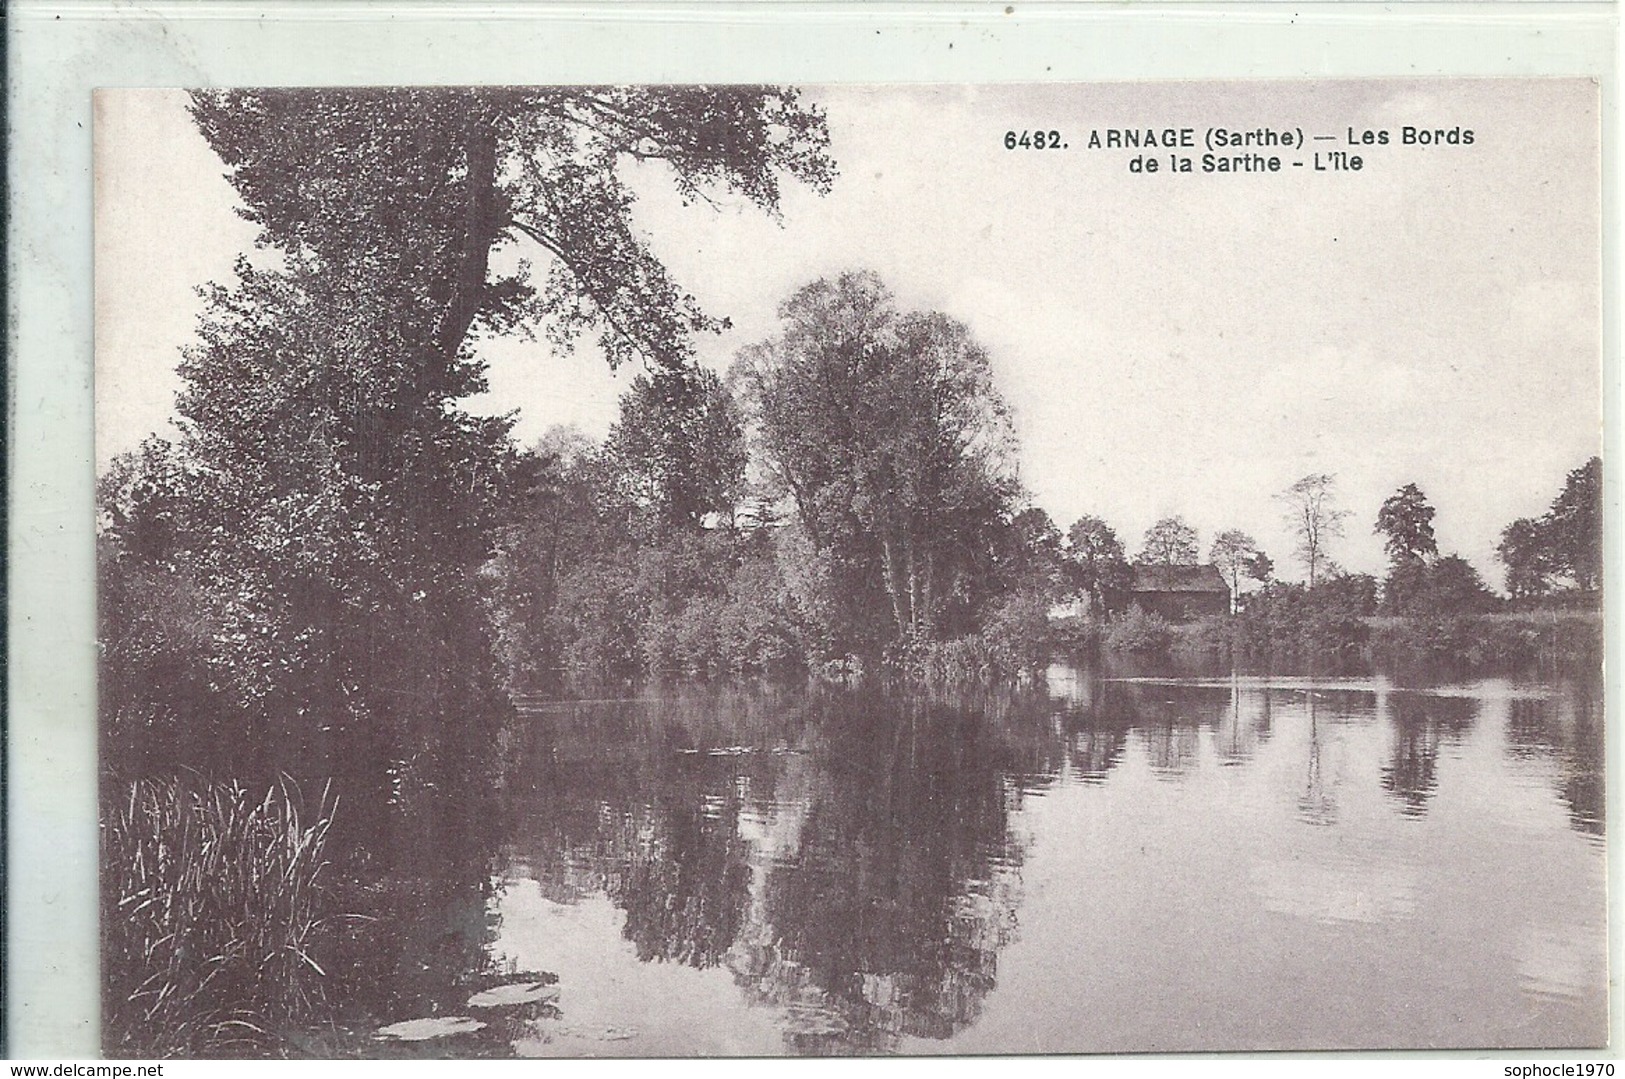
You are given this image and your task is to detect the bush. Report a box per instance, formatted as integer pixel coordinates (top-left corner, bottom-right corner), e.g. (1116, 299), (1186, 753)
(1170, 615), (1233, 664)
(1367, 610), (1602, 677)
(982, 589), (1056, 672)
(1381, 556), (1498, 617)
(103, 777), (339, 1057)
(1103, 607), (1174, 655)
(1049, 613), (1102, 654)
(1232, 575), (1375, 668)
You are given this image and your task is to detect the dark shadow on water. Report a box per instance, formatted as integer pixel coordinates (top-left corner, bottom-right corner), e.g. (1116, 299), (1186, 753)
(1380, 693), (1476, 818)
(1504, 678), (1605, 838)
(504, 683), (1042, 1053)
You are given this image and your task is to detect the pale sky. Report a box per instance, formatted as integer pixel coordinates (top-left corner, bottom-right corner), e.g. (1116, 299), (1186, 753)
(95, 81), (1601, 584)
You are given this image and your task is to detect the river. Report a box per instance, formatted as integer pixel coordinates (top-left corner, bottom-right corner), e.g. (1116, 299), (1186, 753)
(337, 666), (1607, 1056)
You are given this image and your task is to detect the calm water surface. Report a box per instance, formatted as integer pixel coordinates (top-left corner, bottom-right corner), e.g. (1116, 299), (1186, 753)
(372, 668), (1607, 1055)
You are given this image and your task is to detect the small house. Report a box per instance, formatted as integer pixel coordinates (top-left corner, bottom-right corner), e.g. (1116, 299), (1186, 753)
(1129, 564), (1230, 622)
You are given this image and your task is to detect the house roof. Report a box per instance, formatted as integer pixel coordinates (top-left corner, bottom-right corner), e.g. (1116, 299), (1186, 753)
(1131, 563), (1229, 593)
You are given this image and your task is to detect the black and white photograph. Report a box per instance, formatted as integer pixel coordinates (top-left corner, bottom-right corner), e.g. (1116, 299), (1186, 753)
(92, 80), (1605, 1058)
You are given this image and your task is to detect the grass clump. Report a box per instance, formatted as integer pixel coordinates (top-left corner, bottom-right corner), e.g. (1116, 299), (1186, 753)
(103, 776), (339, 1057)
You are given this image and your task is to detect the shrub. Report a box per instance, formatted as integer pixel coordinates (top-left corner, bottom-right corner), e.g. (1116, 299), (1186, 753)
(1170, 615), (1233, 664)
(1367, 610), (1602, 677)
(1232, 575), (1375, 668)
(981, 589), (1056, 673)
(1049, 613), (1102, 654)
(1381, 556), (1498, 617)
(103, 777), (339, 1057)
(1103, 607), (1174, 655)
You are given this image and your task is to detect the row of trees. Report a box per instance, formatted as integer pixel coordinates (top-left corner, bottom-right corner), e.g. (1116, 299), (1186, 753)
(1086, 457), (1602, 622)
(1075, 472), (1360, 619)
(1371, 461), (1602, 613)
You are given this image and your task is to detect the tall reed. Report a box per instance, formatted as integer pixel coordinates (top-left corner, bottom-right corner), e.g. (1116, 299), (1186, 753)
(103, 776), (338, 1057)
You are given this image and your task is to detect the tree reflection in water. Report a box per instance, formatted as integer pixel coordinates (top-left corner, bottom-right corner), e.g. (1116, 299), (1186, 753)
(733, 690), (1025, 1052)
(321, 733), (513, 1055)
(506, 684), (1034, 1053)
(1380, 692), (1475, 817)
(1214, 677), (1274, 766)
(1297, 694), (1337, 827)
(496, 669), (1604, 1055)
(1504, 678), (1605, 837)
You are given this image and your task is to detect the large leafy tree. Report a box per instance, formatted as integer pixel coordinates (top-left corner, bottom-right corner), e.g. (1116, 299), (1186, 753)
(1065, 515), (1132, 615)
(1497, 517), (1554, 598)
(1001, 506), (1071, 600)
(1375, 483), (1439, 568)
(484, 427), (620, 690)
(1137, 516), (1199, 566)
(189, 88), (835, 375)
(601, 368), (747, 536)
(1494, 456), (1602, 598)
(733, 271), (1020, 653)
(1546, 457), (1602, 593)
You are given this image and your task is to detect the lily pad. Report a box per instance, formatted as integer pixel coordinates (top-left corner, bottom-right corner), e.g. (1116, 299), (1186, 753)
(375, 1016), (486, 1041)
(467, 981), (561, 1009)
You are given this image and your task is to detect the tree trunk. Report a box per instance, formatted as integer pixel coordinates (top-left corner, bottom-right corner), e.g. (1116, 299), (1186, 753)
(906, 541), (920, 637)
(922, 549), (936, 636)
(880, 535), (907, 637)
(427, 104), (501, 394)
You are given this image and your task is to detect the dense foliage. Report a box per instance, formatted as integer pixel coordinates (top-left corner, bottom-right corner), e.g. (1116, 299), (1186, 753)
(1496, 457), (1602, 599)
(732, 272), (1024, 658)
(1375, 483), (1439, 567)
(101, 87), (834, 778)
(1066, 515), (1133, 615)
(487, 271), (1072, 686)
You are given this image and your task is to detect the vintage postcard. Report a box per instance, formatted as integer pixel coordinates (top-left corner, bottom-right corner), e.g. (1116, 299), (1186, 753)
(93, 80), (1603, 1057)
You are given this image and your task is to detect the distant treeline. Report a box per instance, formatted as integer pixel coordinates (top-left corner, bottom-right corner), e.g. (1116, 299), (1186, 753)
(489, 367), (1602, 687)
(1093, 602), (1604, 680)
(1075, 459), (1601, 677)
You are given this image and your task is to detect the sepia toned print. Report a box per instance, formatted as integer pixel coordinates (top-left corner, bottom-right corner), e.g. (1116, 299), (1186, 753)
(95, 82), (1603, 1057)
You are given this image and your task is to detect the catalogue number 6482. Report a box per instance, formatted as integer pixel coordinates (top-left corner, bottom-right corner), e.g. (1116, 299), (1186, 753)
(1004, 130), (1067, 150)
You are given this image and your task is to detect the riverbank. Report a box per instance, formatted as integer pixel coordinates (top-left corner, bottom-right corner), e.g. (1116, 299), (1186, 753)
(1083, 607), (1603, 679)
